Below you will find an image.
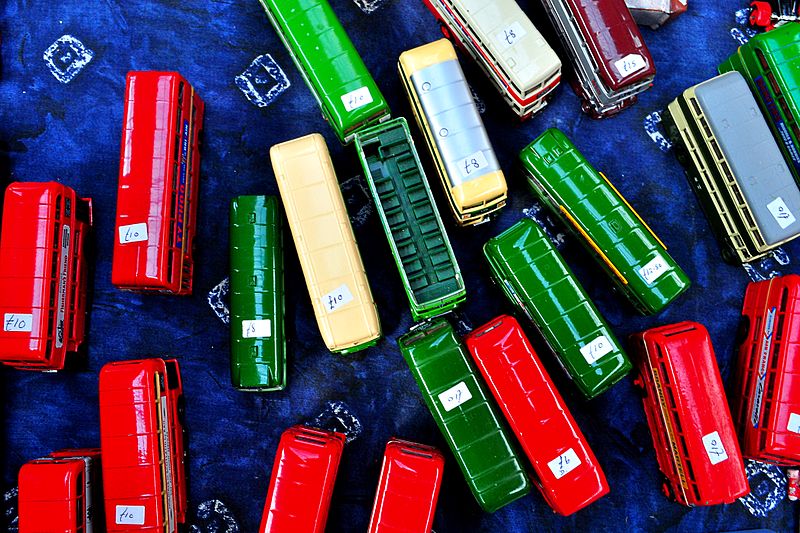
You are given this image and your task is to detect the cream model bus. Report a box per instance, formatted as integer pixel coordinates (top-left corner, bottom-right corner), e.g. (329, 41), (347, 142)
(270, 133), (381, 352)
(423, 0), (562, 119)
(399, 39), (508, 226)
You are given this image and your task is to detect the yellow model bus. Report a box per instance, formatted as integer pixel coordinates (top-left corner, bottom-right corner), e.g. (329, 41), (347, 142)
(270, 133), (381, 353)
(399, 39), (507, 227)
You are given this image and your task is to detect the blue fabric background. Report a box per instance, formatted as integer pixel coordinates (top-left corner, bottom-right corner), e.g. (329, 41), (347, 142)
(1, 0), (800, 531)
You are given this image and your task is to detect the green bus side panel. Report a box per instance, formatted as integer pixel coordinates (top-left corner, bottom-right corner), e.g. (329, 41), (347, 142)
(355, 118), (466, 321)
(229, 195), (286, 391)
(483, 218), (631, 399)
(259, 0), (390, 143)
(397, 318), (530, 512)
(520, 128), (690, 315)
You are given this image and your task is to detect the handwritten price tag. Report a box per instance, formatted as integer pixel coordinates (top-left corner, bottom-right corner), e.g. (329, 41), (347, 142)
(118, 223), (148, 244)
(639, 254), (669, 285)
(115, 505), (145, 525)
(341, 86), (373, 112)
(788, 413), (800, 434)
(322, 284), (354, 313)
(242, 319), (271, 339)
(614, 54), (647, 77)
(495, 22), (527, 50)
(702, 431), (729, 465)
(4, 313), (33, 332)
(547, 448), (581, 479)
(459, 150), (489, 179)
(767, 197), (797, 229)
(438, 381), (472, 412)
(580, 335), (613, 364)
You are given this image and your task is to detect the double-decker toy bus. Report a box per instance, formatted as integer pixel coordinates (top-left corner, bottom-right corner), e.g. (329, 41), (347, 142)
(19, 449), (101, 532)
(113, 71), (204, 294)
(539, 0), (655, 118)
(483, 218), (631, 399)
(259, 425), (345, 533)
(732, 274), (800, 465)
(354, 118), (465, 321)
(719, 22), (800, 185)
(229, 195), (285, 391)
(367, 439), (444, 533)
(630, 322), (750, 506)
(99, 358), (187, 532)
(422, 0), (561, 119)
(270, 133), (381, 353)
(258, 0), (390, 144)
(398, 317), (530, 512)
(0, 182), (92, 371)
(465, 315), (609, 515)
(520, 128), (690, 315)
(399, 39), (508, 226)
(664, 71), (800, 263)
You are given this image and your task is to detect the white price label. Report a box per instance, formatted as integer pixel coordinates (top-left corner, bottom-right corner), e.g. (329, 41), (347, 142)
(242, 319), (272, 339)
(580, 335), (613, 364)
(341, 86), (373, 112)
(438, 381), (473, 412)
(547, 448), (581, 479)
(322, 284), (354, 313)
(639, 254), (669, 285)
(614, 54), (647, 77)
(4, 313), (33, 332)
(788, 413), (800, 434)
(495, 22), (527, 49)
(702, 431), (729, 465)
(767, 197), (796, 229)
(118, 223), (148, 244)
(115, 505), (145, 525)
(459, 150), (489, 178)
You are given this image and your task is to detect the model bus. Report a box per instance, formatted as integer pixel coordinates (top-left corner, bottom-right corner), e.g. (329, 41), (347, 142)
(483, 218), (631, 399)
(422, 0), (561, 119)
(397, 317), (530, 512)
(367, 439), (444, 533)
(520, 128), (690, 315)
(229, 195), (286, 391)
(0, 182), (92, 371)
(719, 22), (800, 185)
(113, 71), (204, 294)
(398, 39), (508, 226)
(539, 0), (655, 118)
(270, 133), (381, 353)
(259, 425), (345, 533)
(732, 274), (800, 465)
(19, 449), (101, 532)
(354, 118), (465, 321)
(664, 71), (800, 263)
(99, 358), (187, 532)
(630, 322), (750, 506)
(258, 0), (390, 144)
(465, 315), (609, 515)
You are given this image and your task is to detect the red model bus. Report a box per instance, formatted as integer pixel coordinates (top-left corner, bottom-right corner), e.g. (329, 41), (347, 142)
(631, 322), (749, 505)
(99, 358), (187, 532)
(112, 71), (204, 294)
(260, 425), (345, 533)
(465, 315), (609, 515)
(733, 274), (800, 465)
(367, 439), (444, 533)
(19, 448), (101, 532)
(0, 181), (92, 371)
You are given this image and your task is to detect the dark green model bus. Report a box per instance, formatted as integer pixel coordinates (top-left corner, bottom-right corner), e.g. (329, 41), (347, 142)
(398, 318), (530, 512)
(719, 22), (800, 184)
(520, 128), (690, 315)
(229, 195), (285, 391)
(259, 0), (391, 144)
(354, 118), (465, 321)
(484, 218), (631, 399)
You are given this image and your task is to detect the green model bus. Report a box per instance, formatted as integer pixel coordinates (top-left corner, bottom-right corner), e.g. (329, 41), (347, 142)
(484, 218), (631, 399)
(520, 128), (690, 315)
(259, 0), (391, 144)
(719, 22), (800, 184)
(229, 195), (285, 391)
(398, 317), (530, 512)
(354, 118), (465, 321)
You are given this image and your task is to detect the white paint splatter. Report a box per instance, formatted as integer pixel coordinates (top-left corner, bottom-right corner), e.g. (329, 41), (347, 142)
(235, 54), (291, 108)
(189, 499), (239, 532)
(309, 400), (363, 443)
(522, 204), (567, 248)
(43, 35), (94, 84)
(340, 175), (373, 227)
(352, 0), (390, 14)
(738, 459), (786, 517)
(469, 84), (486, 114)
(644, 111), (672, 152)
(208, 277), (230, 325)
(742, 248), (791, 282)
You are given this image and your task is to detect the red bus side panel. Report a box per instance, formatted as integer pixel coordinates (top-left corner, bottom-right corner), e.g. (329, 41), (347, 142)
(19, 458), (85, 533)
